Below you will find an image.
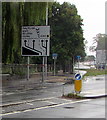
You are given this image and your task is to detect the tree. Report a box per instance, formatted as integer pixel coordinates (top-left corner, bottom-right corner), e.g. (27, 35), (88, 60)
(2, 2), (47, 64)
(90, 33), (107, 52)
(49, 2), (86, 73)
(2, 1), (86, 74)
(85, 55), (95, 61)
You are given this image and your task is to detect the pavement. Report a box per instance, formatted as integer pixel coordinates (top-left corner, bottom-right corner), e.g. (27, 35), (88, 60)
(1, 72), (107, 99)
(2, 73), (72, 91)
(79, 75), (107, 99)
(80, 89), (107, 99)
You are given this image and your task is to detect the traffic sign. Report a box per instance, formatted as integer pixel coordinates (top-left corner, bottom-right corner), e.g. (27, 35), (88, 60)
(21, 26), (50, 56)
(52, 53), (58, 59)
(74, 73), (82, 80)
(74, 73), (82, 93)
(76, 55), (81, 60)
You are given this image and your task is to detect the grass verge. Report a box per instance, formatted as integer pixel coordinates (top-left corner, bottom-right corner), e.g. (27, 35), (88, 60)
(62, 93), (85, 99)
(84, 69), (107, 76)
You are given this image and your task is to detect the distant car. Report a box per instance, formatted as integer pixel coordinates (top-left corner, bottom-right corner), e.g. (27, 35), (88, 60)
(96, 63), (106, 69)
(90, 65), (96, 69)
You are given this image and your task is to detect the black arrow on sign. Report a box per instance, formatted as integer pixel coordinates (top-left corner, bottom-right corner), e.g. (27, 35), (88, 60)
(45, 40), (48, 55)
(36, 28), (40, 38)
(41, 40), (48, 55)
(24, 40), (27, 47)
(33, 40), (35, 49)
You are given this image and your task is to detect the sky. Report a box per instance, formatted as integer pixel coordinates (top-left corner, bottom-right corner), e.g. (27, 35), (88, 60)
(56, 0), (106, 56)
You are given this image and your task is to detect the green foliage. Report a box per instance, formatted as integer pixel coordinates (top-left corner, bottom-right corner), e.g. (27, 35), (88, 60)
(84, 69), (107, 76)
(90, 34), (107, 52)
(49, 2), (86, 72)
(2, 2), (47, 64)
(63, 93), (84, 99)
(23, 2), (47, 25)
(96, 34), (107, 50)
(2, 1), (86, 71)
(85, 55), (95, 61)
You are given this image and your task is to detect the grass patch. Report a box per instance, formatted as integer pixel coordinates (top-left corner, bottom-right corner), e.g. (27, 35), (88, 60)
(84, 69), (107, 76)
(62, 93), (84, 99)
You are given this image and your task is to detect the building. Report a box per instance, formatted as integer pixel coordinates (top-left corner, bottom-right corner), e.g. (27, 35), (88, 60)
(96, 34), (107, 69)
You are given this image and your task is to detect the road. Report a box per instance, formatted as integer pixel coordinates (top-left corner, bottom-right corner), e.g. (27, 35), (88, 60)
(2, 98), (105, 118)
(1, 74), (106, 118)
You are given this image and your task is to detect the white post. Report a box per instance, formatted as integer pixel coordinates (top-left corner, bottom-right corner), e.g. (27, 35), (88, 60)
(78, 59), (79, 71)
(45, 57), (47, 80)
(46, 2), (48, 25)
(27, 56), (30, 80)
(42, 57), (45, 82)
(78, 58), (80, 73)
(45, 2), (48, 80)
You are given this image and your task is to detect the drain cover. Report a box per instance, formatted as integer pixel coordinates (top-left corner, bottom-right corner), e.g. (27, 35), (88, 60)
(64, 106), (74, 109)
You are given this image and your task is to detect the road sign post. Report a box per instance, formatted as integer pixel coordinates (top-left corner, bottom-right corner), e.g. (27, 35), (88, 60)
(74, 73), (82, 93)
(27, 56), (30, 81)
(76, 55), (81, 72)
(44, 3), (49, 82)
(21, 26), (50, 81)
(42, 57), (45, 82)
(52, 53), (58, 76)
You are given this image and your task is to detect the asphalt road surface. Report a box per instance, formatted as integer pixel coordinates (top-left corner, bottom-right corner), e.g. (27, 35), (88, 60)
(2, 97), (105, 118)
(1, 75), (106, 118)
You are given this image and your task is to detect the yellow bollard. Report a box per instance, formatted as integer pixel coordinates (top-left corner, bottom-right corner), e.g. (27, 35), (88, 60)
(74, 80), (82, 93)
(74, 73), (82, 93)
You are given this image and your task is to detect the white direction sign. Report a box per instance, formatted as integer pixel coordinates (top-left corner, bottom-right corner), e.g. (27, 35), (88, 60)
(21, 26), (50, 56)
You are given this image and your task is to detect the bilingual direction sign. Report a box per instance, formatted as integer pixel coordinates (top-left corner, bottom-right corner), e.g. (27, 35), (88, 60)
(21, 26), (50, 56)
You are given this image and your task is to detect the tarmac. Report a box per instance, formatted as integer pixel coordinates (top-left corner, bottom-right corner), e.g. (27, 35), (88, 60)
(1, 71), (107, 99)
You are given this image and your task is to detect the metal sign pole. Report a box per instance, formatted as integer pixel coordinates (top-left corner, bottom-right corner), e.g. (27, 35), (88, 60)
(45, 2), (48, 80)
(52, 53), (58, 76)
(42, 2), (48, 83)
(77, 56), (81, 73)
(45, 57), (47, 80)
(42, 57), (45, 82)
(54, 59), (56, 76)
(27, 56), (30, 81)
(78, 58), (79, 73)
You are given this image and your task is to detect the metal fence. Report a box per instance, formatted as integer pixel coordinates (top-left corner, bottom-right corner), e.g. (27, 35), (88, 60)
(3, 63), (54, 73)
(2, 64), (53, 80)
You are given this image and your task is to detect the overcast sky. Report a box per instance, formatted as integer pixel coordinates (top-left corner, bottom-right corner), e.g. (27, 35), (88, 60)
(55, 0), (106, 56)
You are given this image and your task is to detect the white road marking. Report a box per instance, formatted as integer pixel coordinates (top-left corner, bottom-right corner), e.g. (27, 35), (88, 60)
(1, 97), (55, 107)
(43, 100), (56, 104)
(4, 93), (14, 95)
(57, 98), (73, 102)
(26, 103), (33, 106)
(1, 99), (91, 117)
